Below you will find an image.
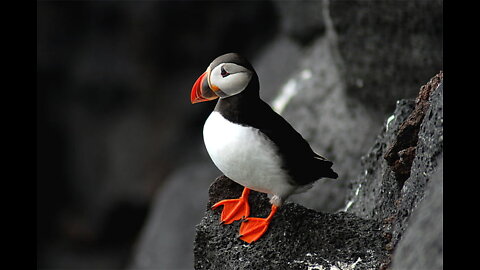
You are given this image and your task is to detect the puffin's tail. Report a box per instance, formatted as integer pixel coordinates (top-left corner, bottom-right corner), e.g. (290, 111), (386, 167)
(324, 167), (339, 179)
(314, 156), (339, 179)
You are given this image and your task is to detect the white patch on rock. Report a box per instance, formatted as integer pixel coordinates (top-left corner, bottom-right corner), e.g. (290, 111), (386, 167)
(386, 114), (395, 131)
(308, 264), (325, 270)
(291, 255), (363, 270)
(333, 257), (362, 270)
(342, 184), (362, 212)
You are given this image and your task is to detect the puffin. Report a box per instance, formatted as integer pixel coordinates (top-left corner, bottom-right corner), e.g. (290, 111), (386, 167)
(190, 53), (338, 243)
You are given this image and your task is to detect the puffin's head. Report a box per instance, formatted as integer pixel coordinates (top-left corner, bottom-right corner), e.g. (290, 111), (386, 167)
(191, 53), (255, 104)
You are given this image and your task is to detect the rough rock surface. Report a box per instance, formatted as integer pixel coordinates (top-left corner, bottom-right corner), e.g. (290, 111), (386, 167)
(391, 157), (443, 270)
(343, 75), (443, 269)
(330, 0), (443, 117)
(384, 72), (443, 184)
(194, 176), (389, 270)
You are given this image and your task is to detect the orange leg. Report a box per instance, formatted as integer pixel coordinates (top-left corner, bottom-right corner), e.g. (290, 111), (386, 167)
(239, 204), (278, 243)
(212, 187), (251, 224)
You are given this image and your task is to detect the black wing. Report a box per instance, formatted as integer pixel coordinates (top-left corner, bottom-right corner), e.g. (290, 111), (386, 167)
(216, 97), (338, 185)
(253, 101), (338, 185)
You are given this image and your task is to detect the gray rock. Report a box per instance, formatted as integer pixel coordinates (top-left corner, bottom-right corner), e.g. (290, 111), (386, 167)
(253, 35), (303, 103)
(330, 0), (443, 117)
(266, 0), (444, 213)
(128, 162), (220, 270)
(391, 156), (443, 270)
(343, 98), (416, 220)
(194, 176), (390, 270)
(389, 80), (443, 248)
(273, 0), (326, 45)
(344, 77), (443, 268)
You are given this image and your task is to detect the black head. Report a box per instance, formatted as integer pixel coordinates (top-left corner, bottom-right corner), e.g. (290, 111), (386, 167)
(191, 53), (258, 104)
(208, 53), (255, 73)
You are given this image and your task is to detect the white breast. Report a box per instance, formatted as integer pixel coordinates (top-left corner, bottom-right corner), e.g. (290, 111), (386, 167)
(203, 111), (295, 198)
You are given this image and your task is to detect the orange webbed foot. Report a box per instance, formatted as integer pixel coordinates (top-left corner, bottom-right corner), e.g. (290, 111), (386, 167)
(212, 187), (251, 224)
(239, 205), (278, 243)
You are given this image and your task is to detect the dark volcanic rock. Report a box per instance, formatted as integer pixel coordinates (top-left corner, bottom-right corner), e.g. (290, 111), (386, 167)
(330, 0), (443, 117)
(128, 162), (219, 270)
(342, 98), (415, 221)
(389, 80), (443, 248)
(391, 156), (443, 270)
(194, 176), (390, 270)
(273, 0), (326, 46)
(384, 72), (443, 185)
(344, 73), (443, 268)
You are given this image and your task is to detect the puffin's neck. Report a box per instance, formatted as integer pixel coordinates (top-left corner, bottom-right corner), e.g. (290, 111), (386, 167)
(214, 73), (260, 124)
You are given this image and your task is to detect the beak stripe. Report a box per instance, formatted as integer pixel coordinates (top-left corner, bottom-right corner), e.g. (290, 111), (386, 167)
(190, 70), (219, 104)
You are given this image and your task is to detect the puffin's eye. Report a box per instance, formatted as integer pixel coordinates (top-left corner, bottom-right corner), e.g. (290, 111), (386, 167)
(221, 66), (230, 78)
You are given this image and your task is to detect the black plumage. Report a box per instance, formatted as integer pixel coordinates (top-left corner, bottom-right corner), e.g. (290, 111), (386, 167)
(212, 54), (338, 187)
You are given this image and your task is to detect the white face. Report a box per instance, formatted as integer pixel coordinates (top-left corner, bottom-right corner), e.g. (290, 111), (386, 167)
(208, 63), (253, 98)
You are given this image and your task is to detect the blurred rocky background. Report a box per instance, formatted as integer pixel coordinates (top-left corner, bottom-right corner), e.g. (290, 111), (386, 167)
(37, 0), (442, 269)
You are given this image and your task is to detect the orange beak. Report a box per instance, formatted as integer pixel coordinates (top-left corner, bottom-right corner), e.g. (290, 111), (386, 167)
(190, 71), (219, 104)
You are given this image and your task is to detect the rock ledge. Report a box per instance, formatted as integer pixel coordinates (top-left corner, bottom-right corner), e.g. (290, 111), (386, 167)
(194, 176), (390, 270)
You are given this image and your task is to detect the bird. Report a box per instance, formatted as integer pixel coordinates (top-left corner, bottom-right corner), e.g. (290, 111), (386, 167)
(190, 53), (338, 243)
